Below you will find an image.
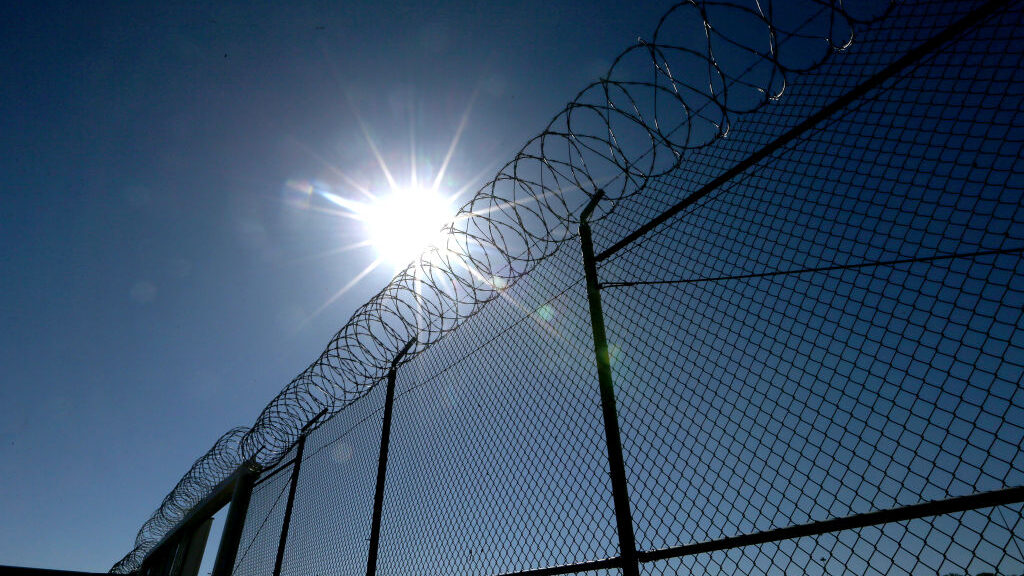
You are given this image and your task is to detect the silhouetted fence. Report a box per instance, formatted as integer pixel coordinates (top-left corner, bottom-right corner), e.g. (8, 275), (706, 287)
(115, 1), (1024, 575)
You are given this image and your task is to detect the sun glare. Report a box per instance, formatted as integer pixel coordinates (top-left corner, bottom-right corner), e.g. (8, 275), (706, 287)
(361, 186), (453, 269)
(288, 93), (482, 327)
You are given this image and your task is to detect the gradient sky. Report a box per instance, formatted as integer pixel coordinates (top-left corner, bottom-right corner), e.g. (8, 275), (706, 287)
(0, 1), (671, 571)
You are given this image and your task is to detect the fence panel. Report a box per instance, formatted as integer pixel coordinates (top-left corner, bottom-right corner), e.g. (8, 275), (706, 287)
(114, 1), (1024, 575)
(232, 464), (291, 576)
(275, 384), (387, 576)
(597, 0), (1024, 574)
(377, 247), (619, 575)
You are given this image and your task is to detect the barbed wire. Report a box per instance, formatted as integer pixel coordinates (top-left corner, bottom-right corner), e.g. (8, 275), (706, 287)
(111, 1), (895, 572)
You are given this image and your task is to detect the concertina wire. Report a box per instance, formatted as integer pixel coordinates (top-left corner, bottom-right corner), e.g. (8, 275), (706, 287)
(112, 1), (894, 571)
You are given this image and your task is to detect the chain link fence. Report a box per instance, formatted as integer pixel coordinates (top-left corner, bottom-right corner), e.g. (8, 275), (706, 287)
(119, 1), (1024, 575)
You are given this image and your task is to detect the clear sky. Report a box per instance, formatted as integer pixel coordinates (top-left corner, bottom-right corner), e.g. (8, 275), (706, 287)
(0, 1), (671, 571)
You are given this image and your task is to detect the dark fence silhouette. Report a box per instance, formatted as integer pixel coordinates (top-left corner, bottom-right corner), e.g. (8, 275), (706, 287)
(113, 0), (1024, 574)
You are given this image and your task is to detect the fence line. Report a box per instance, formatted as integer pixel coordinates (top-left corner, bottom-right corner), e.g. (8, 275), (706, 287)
(115, 1), (1024, 575)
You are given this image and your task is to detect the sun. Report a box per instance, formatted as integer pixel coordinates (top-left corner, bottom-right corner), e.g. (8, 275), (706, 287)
(291, 181), (462, 328)
(285, 93), (483, 326)
(359, 186), (454, 269)
(310, 182), (458, 270)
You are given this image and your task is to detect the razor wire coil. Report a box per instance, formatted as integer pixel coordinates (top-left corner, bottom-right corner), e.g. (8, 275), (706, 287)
(110, 1), (901, 571)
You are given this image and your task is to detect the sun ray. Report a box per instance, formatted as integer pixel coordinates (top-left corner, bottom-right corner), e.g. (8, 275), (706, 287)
(443, 156), (503, 208)
(298, 257), (384, 329)
(318, 190), (369, 214)
(287, 137), (376, 201)
(292, 240), (374, 264)
(281, 197), (364, 221)
(409, 103), (418, 189)
(432, 89), (478, 192)
(351, 108), (399, 192)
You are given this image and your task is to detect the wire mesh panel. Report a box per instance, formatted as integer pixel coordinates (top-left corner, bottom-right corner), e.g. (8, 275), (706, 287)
(233, 465), (292, 576)
(376, 246), (619, 575)
(114, 1), (1024, 575)
(596, 0), (1024, 572)
(277, 382), (387, 576)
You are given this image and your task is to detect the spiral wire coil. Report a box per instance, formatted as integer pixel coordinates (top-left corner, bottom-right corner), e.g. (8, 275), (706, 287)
(111, 1), (897, 572)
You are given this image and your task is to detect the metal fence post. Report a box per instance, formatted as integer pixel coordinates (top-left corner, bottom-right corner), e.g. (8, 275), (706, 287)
(365, 337), (417, 576)
(579, 191), (640, 576)
(210, 462), (261, 576)
(272, 407), (328, 576)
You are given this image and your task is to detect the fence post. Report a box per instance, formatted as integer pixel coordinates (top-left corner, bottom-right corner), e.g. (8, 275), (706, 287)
(210, 461), (261, 576)
(365, 337), (417, 576)
(579, 191), (640, 576)
(273, 407), (329, 576)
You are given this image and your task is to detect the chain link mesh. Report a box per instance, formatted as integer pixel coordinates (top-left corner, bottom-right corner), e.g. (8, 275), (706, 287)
(275, 384), (387, 576)
(232, 466), (291, 576)
(115, 0), (1023, 575)
(598, 0), (1024, 574)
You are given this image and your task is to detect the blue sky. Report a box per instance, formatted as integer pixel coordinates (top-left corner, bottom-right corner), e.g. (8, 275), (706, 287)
(0, 1), (670, 571)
